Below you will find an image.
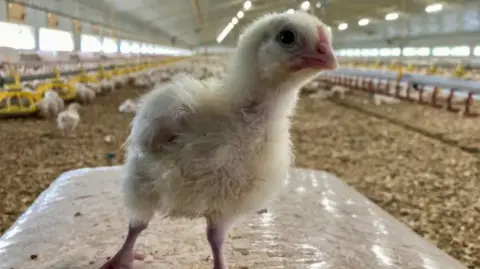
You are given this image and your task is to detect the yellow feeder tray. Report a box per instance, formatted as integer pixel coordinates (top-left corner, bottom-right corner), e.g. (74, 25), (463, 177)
(3, 72), (22, 91)
(111, 67), (122, 76)
(453, 64), (465, 78)
(35, 82), (77, 101)
(0, 90), (38, 116)
(98, 73), (113, 80)
(117, 68), (127, 75)
(78, 75), (98, 83)
(406, 64), (415, 72)
(124, 66), (132, 73)
(96, 65), (113, 81)
(426, 64), (438, 75)
(396, 67), (403, 82)
(388, 61), (399, 71)
(32, 68), (77, 100)
(70, 67), (99, 84)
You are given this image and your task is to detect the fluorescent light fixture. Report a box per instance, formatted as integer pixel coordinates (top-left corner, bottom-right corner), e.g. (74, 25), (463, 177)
(361, 48), (379, 57)
(232, 17), (239, 25)
(432, 46), (450, 56)
(286, 9), (295, 14)
(379, 48), (391, 56)
(385, 12), (399, 21)
(217, 22), (235, 43)
(391, 48), (401, 56)
(402, 47), (417, 57)
(338, 23), (348, 30)
(425, 3), (443, 13)
(474, 46), (480, 56)
(315, 2), (321, 8)
(237, 11), (244, 19)
(451, 46), (470, 56)
(243, 1), (252, 10)
(417, 47), (431, 56)
(301, 1), (310, 10)
(358, 18), (369, 26)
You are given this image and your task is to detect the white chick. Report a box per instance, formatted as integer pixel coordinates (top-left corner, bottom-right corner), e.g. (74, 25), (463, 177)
(330, 85), (350, 100)
(57, 102), (81, 136)
(372, 94), (401, 106)
(100, 79), (115, 93)
(114, 76), (128, 88)
(98, 11), (338, 269)
(37, 90), (64, 119)
(118, 98), (137, 113)
(160, 71), (171, 82)
(86, 82), (102, 93)
(76, 83), (96, 104)
(301, 80), (320, 94)
(104, 135), (115, 144)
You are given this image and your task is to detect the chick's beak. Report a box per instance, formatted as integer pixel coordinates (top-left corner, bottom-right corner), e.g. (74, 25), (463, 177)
(296, 42), (338, 71)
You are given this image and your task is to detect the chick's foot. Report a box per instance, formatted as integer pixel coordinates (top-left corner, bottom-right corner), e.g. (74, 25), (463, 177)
(99, 224), (147, 269)
(99, 251), (145, 269)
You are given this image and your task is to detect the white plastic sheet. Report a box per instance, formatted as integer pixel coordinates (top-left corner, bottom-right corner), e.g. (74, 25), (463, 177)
(0, 167), (466, 269)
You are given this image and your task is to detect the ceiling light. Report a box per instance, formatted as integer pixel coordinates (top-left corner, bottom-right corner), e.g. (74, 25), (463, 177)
(385, 12), (399, 21)
(237, 11), (244, 19)
(217, 22), (235, 43)
(338, 23), (348, 30)
(316, 2), (321, 8)
(358, 18), (370, 26)
(425, 3), (443, 13)
(232, 17), (239, 25)
(286, 9), (295, 14)
(300, 1), (310, 11)
(243, 1), (252, 10)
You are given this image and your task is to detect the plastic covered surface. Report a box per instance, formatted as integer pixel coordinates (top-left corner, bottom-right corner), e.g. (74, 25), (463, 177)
(0, 167), (466, 269)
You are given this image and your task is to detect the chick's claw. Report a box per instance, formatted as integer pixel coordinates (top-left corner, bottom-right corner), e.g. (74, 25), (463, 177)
(99, 251), (144, 269)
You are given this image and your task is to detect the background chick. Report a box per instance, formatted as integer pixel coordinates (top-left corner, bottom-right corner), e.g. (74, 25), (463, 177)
(57, 102), (81, 137)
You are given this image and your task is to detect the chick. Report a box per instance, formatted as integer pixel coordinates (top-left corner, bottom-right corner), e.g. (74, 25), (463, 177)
(98, 11), (337, 269)
(37, 90), (64, 119)
(75, 83), (96, 104)
(57, 102), (81, 137)
(330, 85), (350, 100)
(118, 98), (137, 113)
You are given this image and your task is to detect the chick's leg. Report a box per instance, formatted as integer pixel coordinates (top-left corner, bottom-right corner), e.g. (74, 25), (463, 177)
(99, 171), (156, 269)
(206, 219), (229, 269)
(99, 222), (148, 269)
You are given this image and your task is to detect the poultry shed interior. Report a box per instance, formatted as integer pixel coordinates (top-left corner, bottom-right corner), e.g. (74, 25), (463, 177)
(0, 0), (479, 269)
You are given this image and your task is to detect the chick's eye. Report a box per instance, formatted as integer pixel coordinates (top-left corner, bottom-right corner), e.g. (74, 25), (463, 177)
(276, 29), (297, 48)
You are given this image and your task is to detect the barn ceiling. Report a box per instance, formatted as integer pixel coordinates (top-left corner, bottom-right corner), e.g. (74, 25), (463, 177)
(94, 0), (467, 48)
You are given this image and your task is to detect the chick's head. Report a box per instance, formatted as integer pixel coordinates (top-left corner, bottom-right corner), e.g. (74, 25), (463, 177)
(237, 11), (338, 83)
